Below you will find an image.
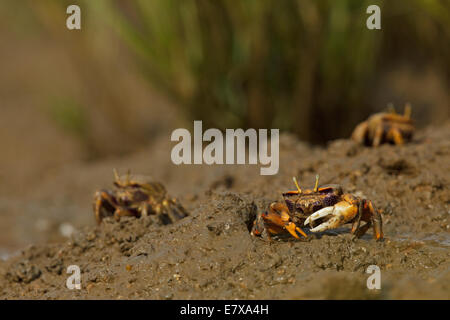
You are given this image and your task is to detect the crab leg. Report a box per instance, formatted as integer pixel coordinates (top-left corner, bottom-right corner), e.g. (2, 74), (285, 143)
(351, 121), (368, 144)
(372, 125), (384, 147)
(166, 199), (189, 220)
(351, 200), (363, 234)
(353, 220), (372, 238)
(251, 202), (308, 239)
(94, 190), (118, 224)
(367, 200), (383, 240)
(113, 207), (138, 221)
(304, 201), (358, 232)
(283, 221), (307, 239)
(274, 203), (308, 238)
(387, 127), (404, 145)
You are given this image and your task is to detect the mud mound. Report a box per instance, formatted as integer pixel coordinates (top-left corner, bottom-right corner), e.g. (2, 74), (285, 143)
(0, 123), (449, 299)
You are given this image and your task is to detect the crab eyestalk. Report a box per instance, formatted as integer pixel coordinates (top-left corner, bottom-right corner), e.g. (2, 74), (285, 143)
(113, 168), (132, 188)
(404, 103), (412, 119)
(292, 176), (302, 194)
(113, 168), (120, 184)
(125, 169), (131, 184)
(313, 174), (320, 192)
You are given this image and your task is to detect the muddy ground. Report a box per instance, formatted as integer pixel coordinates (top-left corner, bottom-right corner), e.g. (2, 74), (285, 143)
(0, 123), (449, 299)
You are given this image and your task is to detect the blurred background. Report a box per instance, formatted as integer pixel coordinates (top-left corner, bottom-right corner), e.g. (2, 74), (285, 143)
(0, 0), (448, 253)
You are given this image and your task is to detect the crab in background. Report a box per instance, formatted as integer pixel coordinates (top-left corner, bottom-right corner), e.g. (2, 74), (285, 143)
(352, 104), (414, 146)
(93, 170), (189, 224)
(251, 175), (383, 241)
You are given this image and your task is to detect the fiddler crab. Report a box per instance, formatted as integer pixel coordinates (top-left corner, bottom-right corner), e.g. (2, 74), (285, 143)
(352, 103), (414, 146)
(94, 169), (189, 224)
(251, 175), (383, 241)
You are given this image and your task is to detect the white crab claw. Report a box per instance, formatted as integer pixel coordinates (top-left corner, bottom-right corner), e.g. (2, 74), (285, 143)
(304, 206), (333, 226)
(304, 201), (358, 233)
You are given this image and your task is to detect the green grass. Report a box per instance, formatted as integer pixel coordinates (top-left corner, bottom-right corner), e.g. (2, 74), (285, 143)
(24, 0), (450, 143)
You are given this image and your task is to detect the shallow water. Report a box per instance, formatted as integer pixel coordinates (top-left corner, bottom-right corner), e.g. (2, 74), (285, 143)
(392, 232), (450, 247)
(0, 248), (14, 261)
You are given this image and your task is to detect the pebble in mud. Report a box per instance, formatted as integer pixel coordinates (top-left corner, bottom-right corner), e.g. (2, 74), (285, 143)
(6, 261), (42, 283)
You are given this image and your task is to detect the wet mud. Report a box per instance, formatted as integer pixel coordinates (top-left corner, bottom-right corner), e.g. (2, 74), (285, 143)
(0, 123), (449, 299)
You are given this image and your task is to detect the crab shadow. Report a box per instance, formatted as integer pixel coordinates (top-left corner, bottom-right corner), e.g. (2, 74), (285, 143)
(311, 227), (374, 241)
(270, 227), (374, 242)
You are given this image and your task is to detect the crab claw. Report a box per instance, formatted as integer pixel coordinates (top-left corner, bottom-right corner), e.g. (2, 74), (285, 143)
(304, 201), (358, 232)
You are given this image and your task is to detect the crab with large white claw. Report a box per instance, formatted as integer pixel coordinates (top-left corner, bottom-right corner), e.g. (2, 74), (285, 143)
(251, 175), (383, 241)
(304, 193), (383, 240)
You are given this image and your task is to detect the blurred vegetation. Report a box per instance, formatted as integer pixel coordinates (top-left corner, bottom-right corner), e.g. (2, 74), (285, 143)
(2, 0), (449, 147)
(91, 0), (449, 143)
(46, 96), (87, 140)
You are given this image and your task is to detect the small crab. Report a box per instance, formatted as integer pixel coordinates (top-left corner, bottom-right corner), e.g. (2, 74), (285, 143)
(93, 170), (188, 224)
(352, 104), (414, 146)
(251, 175), (383, 241)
